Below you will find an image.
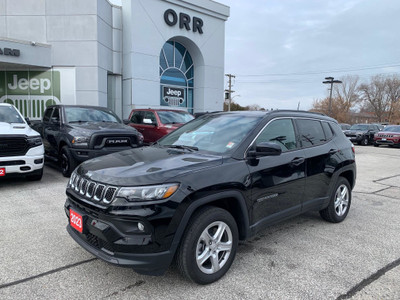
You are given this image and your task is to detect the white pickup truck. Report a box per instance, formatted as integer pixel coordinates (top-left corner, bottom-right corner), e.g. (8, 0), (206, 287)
(0, 103), (44, 180)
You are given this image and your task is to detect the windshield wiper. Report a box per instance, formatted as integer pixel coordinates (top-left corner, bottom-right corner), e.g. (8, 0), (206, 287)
(69, 120), (86, 123)
(164, 144), (199, 152)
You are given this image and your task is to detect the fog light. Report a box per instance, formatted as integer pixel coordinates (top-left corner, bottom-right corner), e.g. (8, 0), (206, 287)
(34, 158), (43, 164)
(138, 222), (145, 232)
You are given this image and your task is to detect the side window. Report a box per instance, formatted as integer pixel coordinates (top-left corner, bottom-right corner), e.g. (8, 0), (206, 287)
(130, 111), (143, 124)
(143, 111), (157, 125)
(51, 108), (60, 123)
(43, 108), (53, 123)
(296, 119), (326, 147)
(255, 119), (297, 152)
(321, 122), (334, 140)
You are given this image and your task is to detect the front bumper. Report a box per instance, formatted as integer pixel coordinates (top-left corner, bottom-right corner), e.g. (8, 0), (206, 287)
(374, 138), (399, 146)
(67, 225), (173, 275)
(0, 145), (44, 175)
(64, 198), (175, 275)
(346, 135), (363, 143)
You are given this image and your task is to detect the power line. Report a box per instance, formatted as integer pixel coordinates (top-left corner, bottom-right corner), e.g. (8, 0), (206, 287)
(235, 62), (400, 77)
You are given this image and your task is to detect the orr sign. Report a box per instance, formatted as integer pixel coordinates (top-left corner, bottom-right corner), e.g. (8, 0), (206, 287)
(164, 9), (204, 34)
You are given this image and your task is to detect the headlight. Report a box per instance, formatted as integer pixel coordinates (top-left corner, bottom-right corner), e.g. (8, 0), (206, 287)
(72, 136), (90, 147)
(27, 136), (42, 147)
(116, 183), (179, 201)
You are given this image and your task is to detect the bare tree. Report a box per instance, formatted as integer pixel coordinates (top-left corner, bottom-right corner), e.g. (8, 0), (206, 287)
(358, 75), (389, 122)
(385, 75), (400, 123)
(334, 75), (360, 111)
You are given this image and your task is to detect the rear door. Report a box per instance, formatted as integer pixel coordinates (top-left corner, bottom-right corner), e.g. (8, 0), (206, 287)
(247, 118), (306, 228)
(295, 118), (340, 211)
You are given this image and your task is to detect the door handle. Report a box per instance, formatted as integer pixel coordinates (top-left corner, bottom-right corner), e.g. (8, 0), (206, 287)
(328, 149), (338, 154)
(290, 157), (305, 166)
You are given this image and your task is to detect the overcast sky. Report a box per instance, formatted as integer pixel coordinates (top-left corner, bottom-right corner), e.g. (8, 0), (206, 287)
(217, 0), (400, 110)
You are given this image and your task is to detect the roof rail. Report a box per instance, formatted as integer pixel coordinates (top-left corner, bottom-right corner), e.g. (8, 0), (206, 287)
(268, 109), (327, 116)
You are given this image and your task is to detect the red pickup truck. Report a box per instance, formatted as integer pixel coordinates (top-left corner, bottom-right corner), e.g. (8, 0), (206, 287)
(127, 109), (194, 144)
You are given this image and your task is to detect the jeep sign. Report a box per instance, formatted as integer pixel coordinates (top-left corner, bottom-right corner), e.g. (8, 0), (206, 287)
(162, 87), (185, 107)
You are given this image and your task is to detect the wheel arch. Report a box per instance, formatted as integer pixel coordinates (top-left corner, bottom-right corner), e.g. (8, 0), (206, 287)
(170, 191), (250, 254)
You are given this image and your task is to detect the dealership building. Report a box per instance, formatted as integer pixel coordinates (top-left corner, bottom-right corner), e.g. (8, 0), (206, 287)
(0, 0), (229, 120)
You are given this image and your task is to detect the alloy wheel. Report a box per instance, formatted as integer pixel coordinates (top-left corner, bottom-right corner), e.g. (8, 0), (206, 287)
(196, 221), (233, 275)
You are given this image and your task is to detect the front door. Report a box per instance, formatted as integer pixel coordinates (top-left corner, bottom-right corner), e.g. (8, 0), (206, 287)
(247, 118), (306, 229)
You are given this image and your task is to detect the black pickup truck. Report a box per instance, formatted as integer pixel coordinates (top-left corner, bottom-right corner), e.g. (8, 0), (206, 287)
(32, 105), (143, 176)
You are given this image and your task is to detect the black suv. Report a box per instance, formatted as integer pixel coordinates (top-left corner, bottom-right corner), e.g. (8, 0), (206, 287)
(65, 111), (356, 284)
(344, 123), (380, 145)
(32, 105), (143, 176)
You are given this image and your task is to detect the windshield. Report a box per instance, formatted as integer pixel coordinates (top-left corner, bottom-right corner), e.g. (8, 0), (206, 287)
(65, 107), (121, 123)
(158, 113), (263, 154)
(0, 105), (24, 124)
(158, 110), (194, 124)
(350, 124), (368, 131)
(383, 126), (400, 133)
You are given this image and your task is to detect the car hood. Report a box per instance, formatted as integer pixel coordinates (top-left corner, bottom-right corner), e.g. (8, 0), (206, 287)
(345, 130), (367, 135)
(0, 122), (40, 137)
(67, 122), (139, 135)
(78, 146), (223, 186)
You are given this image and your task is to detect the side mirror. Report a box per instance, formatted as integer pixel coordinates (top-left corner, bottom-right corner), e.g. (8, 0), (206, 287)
(25, 117), (31, 125)
(123, 119), (130, 125)
(248, 142), (282, 158)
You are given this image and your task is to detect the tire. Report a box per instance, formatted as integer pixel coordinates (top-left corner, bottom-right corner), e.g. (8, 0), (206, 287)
(60, 146), (77, 177)
(320, 177), (351, 223)
(27, 168), (43, 181)
(361, 136), (369, 146)
(374, 143), (379, 147)
(176, 206), (238, 285)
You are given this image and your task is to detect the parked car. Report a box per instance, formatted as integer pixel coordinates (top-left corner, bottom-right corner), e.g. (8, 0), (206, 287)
(344, 123), (380, 145)
(0, 103), (44, 180)
(340, 123), (351, 131)
(127, 109), (194, 144)
(32, 105), (143, 177)
(65, 110), (356, 284)
(373, 125), (400, 147)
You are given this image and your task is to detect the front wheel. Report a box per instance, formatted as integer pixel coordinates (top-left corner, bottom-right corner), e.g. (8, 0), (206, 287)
(320, 177), (351, 223)
(374, 143), (379, 147)
(361, 136), (369, 146)
(60, 146), (77, 177)
(177, 206), (238, 284)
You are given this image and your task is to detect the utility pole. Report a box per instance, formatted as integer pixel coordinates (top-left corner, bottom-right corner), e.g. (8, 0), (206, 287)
(225, 74), (235, 111)
(323, 76), (342, 116)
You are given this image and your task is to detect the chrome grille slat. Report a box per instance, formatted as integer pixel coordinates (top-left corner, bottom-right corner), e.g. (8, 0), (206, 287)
(86, 182), (96, 197)
(69, 173), (117, 204)
(94, 184), (105, 201)
(103, 187), (117, 203)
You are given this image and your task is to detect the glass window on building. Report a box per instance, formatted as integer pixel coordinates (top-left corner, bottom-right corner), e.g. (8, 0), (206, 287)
(159, 41), (194, 113)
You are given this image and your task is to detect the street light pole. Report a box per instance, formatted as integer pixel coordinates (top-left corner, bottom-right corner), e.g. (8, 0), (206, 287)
(323, 76), (342, 116)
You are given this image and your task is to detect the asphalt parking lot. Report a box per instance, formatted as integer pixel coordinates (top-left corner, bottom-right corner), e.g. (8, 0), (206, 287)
(1, 145), (400, 299)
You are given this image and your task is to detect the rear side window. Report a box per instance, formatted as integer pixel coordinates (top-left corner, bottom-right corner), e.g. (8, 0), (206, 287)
(255, 119), (297, 152)
(296, 119), (326, 147)
(321, 122), (334, 140)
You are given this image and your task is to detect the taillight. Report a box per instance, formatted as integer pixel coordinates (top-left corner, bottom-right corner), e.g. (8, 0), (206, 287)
(351, 144), (355, 154)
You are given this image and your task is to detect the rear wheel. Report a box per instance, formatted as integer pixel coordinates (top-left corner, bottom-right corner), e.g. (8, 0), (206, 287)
(320, 177), (351, 223)
(60, 146), (77, 177)
(361, 136), (369, 146)
(177, 206), (238, 284)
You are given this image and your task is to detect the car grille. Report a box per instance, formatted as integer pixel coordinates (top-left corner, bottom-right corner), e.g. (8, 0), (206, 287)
(69, 173), (118, 204)
(0, 160), (25, 166)
(378, 134), (394, 138)
(92, 134), (137, 149)
(85, 232), (114, 253)
(0, 137), (29, 157)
